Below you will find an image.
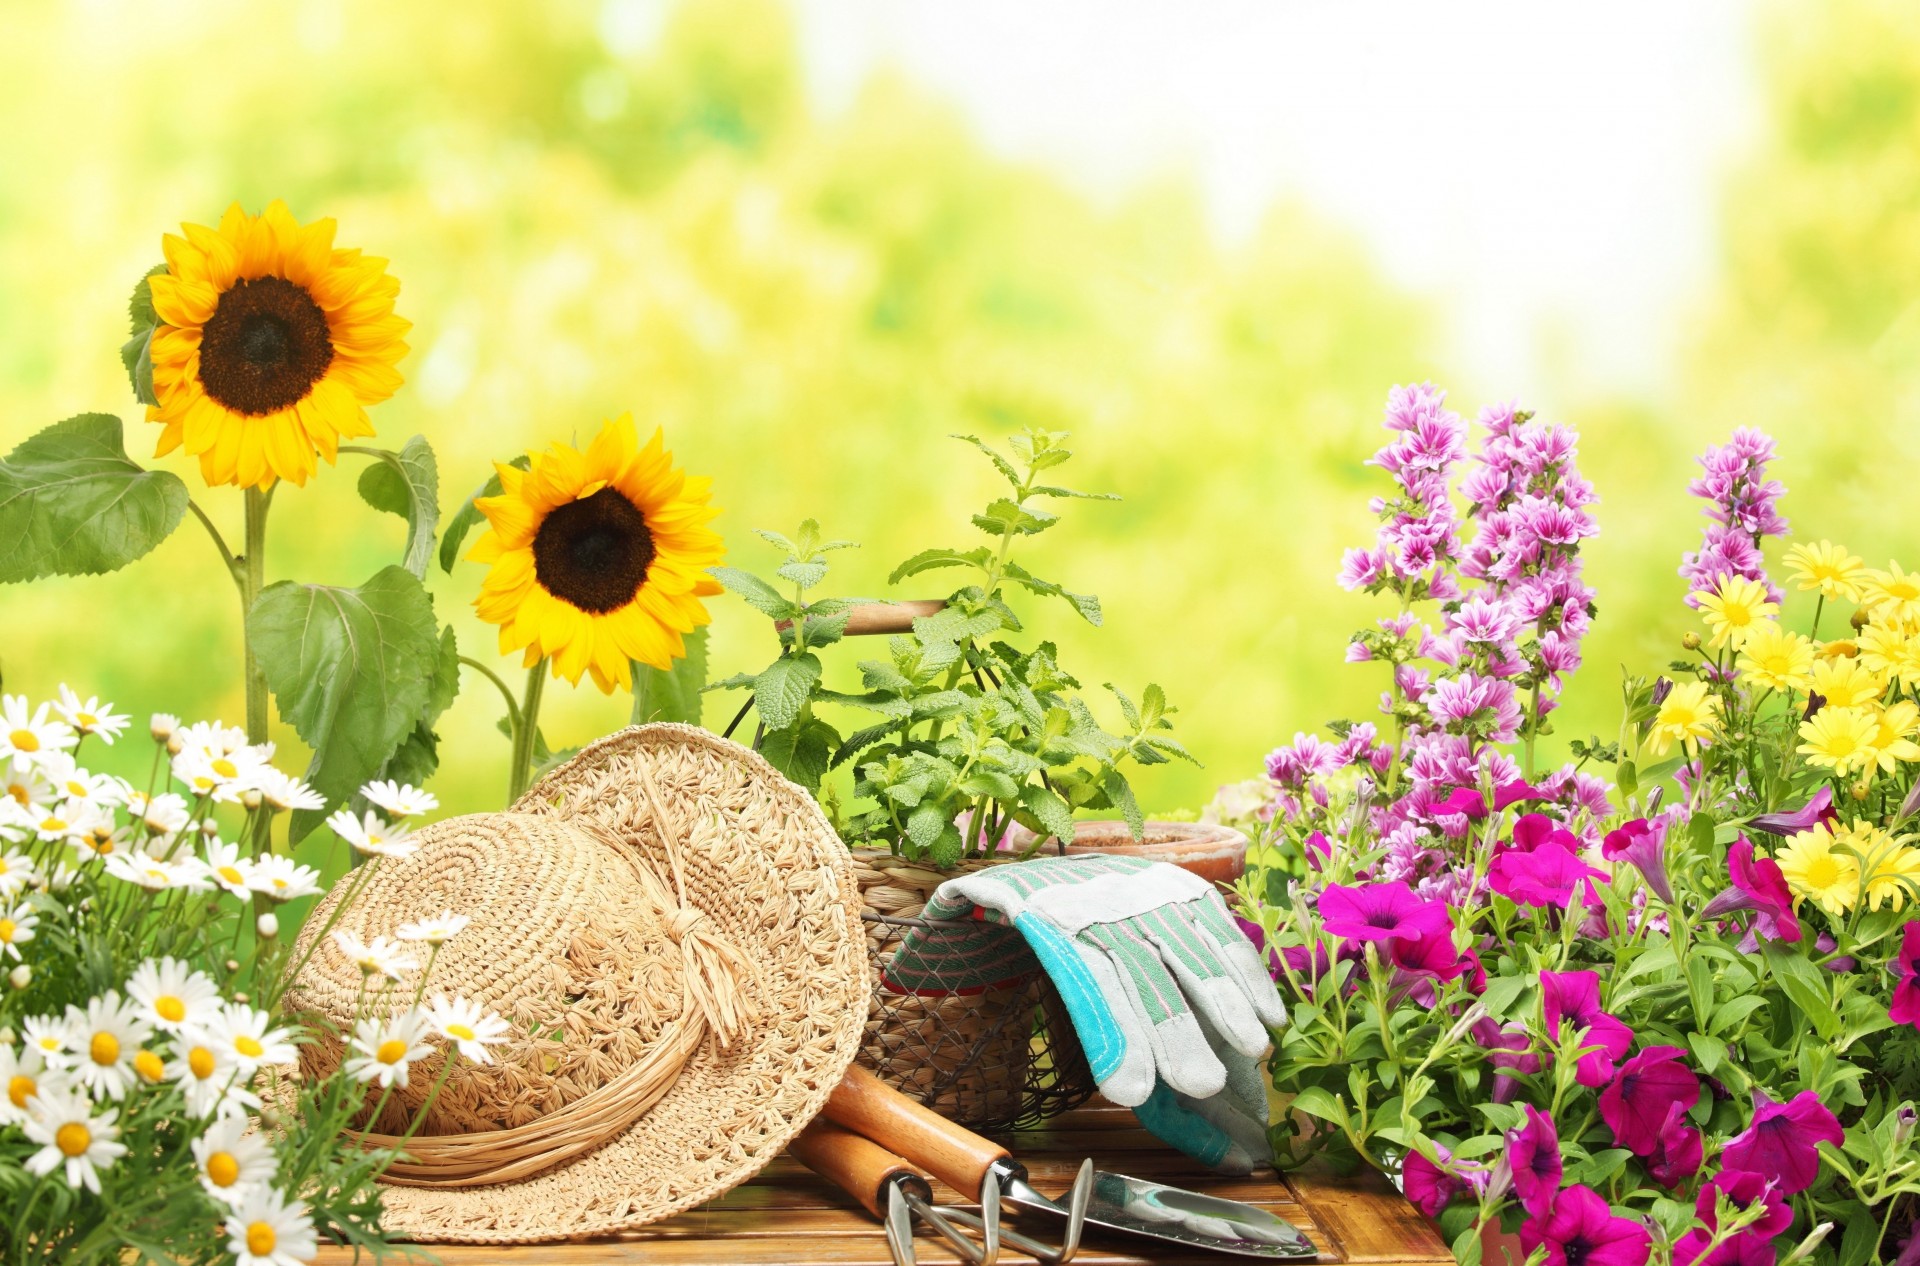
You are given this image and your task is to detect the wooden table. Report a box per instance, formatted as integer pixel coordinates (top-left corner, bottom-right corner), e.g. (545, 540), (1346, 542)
(315, 1103), (1450, 1265)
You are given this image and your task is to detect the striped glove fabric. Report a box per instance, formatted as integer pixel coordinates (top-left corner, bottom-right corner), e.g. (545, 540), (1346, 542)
(887, 854), (1285, 1171)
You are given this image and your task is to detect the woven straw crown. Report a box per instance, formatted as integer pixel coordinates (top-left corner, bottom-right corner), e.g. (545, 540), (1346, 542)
(284, 724), (870, 1243)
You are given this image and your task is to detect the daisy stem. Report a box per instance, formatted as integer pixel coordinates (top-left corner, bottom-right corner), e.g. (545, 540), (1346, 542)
(507, 660), (549, 803)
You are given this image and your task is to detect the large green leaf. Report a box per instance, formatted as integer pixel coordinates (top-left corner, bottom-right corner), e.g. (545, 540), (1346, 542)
(438, 454), (529, 573)
(0, 414), (187, 583)
(248, 566), (442, 842)
(355, 436), (440, 580)
(753, 652), (822, 731)
(630, 627), (708, 726)
(343, 624), (463, 837)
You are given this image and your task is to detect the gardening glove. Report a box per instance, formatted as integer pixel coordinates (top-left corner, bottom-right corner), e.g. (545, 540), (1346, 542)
(888, 854), (1285, 1171)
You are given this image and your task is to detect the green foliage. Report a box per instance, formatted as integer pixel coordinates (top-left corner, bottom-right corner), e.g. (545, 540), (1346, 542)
(0, 414), (187, 584)
(711, 434), (1189, 863)
(247, 566), (444, 840)
(630, 627), (709, 726)
(438, 454), (529, 575)
(354, 435), (441, 581)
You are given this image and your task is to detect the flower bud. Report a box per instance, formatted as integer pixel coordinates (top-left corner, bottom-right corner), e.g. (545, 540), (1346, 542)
(1783, 1223), (1834, 1264)
(0, 1027), (14, 1046)
(1681, 631), (1702, 651)
(224, 959), (241, 975)
(231, 991), (250, 1004)
(149, 713), (177, 742)
(9, 964), (30, 990)
(200, 818), (220, 837)
(1851, 781), (1871, 803)
(1851, 608), (1871, 632)
(1895, 1105), (1917, 1147)
(242, 788), (263, 810)
(166, 734), (185, 756)
(257, 913), (279, 939)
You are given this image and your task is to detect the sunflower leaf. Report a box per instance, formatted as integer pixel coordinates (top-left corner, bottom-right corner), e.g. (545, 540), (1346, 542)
(356, 624), (461, 822)
(249, 566), (443, 842)
(120, 264), (167, 406)
(438, 454), (530, 574)
(753, 653), (822, 732)
(0, 413), (188, 584)
(629, 627), (707, 726)
(354, 436), (440, 580)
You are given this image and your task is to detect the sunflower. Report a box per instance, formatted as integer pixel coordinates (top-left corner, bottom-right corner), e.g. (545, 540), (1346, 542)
(471, 416), (723, 692)
(144, 201), (409, 489)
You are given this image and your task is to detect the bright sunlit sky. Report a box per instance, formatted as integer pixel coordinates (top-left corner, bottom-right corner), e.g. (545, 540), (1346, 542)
(611, 0), (1764, 404)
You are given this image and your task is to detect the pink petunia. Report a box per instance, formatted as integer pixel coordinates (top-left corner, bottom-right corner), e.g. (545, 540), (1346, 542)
(1520, 1184), (1652, 1266)
(1721, 1089), (1843, 1194)
(1541, 970), (1634, 1088)
(1601, 818), (1673, 904)
(1490, 841), (1608, 910)
(1598, 1045), (1700, 1158)
(1890, 921), (1920, 1029)
(1505, 1104), (1561, 1217)
(1318, 882), (1453, 945)
(1402, 1145), (1474, 1219)
(1699, 836), (1802, 944)
(1644, 1101), (1703, 1188)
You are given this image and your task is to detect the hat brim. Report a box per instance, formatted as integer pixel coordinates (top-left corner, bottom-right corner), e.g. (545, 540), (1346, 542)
(373, 723), (869, 1244)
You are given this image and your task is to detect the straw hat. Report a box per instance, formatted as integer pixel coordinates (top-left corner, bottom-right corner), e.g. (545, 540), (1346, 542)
(283, 723), (870, 1244)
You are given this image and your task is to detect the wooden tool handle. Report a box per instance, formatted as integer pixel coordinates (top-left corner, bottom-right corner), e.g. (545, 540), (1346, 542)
(775, 600), (947, 639)
(789, 1119), (931, 1219)
(824, 1064), (1011, 1198)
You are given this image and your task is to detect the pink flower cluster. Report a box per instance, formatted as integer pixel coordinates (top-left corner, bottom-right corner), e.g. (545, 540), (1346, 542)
(1679, 427), (1788, 605)
(1339, 383), (1468, 599)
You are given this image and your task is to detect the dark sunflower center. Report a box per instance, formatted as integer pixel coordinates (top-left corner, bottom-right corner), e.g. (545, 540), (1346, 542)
(532, 487), (655, 614)
(197, 275), (334, 416)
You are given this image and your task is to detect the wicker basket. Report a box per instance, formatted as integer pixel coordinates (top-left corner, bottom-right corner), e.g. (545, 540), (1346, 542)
(849, 849), (1096, 1133)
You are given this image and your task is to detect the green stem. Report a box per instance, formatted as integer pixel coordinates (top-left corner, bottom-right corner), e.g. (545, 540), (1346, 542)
(508, 660), (550, 803)
(241, 486), (274, 746)
(459, 657), (522, 733)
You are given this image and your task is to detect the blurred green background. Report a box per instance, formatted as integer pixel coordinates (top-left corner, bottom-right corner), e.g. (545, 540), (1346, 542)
(2, 0), (1918, 821)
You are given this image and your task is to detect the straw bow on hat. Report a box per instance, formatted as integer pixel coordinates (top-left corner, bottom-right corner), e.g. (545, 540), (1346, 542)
(283, 724), (870, 1244)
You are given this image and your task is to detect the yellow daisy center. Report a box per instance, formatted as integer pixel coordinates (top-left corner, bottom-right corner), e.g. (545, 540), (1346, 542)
(7, 785), (27, 806)
(188, 1047), (217, 1080)
(7, 1073), (34, 1108)
(206, 1151), (241, 1188)
(75, 713), (97, 728)
(134, 1050), (165, 1082)
(39, 818), (66, 833)
(155, 995), (187, 1023)
(211, 757), (239, 779)
(218, 866), (246, 887)
(90, 1032), (121, 1066)
(445, 1023), (475, 1041)
(65, 780), (87, 798)
(9, 730), (39, 753)
(55, 1122), (91, 1157)
(376, 1038), (409, 1064)
(0, 919), (15, 943)
(247, 1222), (278, 1256)
(234, 1035), (264, 1059)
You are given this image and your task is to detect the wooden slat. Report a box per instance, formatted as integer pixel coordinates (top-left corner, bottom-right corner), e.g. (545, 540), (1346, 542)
(312, 1108), (1450, 1265)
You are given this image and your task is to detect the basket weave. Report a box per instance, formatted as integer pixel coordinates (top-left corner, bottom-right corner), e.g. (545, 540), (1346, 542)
(849, 848), (1095, 1131)
(284, 724), (869, 1244)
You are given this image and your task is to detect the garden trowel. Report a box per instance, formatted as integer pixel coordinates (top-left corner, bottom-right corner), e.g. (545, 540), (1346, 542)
(823, 1065), (1317, 1260)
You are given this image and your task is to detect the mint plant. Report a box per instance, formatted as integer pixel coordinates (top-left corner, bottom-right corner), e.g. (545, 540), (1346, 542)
(709, 430), (1192, 867)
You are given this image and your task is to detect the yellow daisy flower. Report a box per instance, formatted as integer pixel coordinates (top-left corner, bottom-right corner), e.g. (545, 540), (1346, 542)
(1862, 563), (1920, 627)
(1809, 656), (1887, 709)
(1798, 705), (1878, 775)
(1859, 624), (1911, 679)
(1774, 823), (1860, 917)
(1693, 575), (1779, 650)
(1646, 681), (1719, 757)
(145, 201), (409, 489)
(1818, 638), (1860, 661)
(1735, 621), (1815, 693)
(1784, 540), (1866, 602)
(1853, 822), (1920, 911)
(470, 416), (724, 693)
(1864, 701), (1920, 775)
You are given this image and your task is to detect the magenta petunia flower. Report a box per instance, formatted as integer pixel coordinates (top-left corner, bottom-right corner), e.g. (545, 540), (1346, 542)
(1889, 921), (1920, 1029)
(1318, 881), (1453, 945)
(1598, 1045), (1700, 1157)
(1472, 1017), (1540, 1104)
(1505, 1104), (1561, 1217)
(1430, 778), (1551, 821)
(1601, 818), (1673, 904)
(1748, 786), (1836, 837)
(1541, 970), (1634, 1088)
(1508, 812), (1580, 855)
(1672, 1230), (1778, 1266)
(1489, 841), (1608, 909)
(1402, 1145), (1472, 1219)
(1388, 926), (1464, 981)
(1644, 1101), (1703, 1188)
(1520, 1184), (1651, 1266)
(1721, 1089), (1843, 1194)
(1699, 836), (1803, 944)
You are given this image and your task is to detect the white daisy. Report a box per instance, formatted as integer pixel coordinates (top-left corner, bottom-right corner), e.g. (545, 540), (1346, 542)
(0, 695), (76, 767)
(167, 1034), (260, 1119)
(36, 753), (127, 807)
(343, 1010), (434, 1088)
(173, 747), (268, 803)
(331, 931), (419, 981)
(359, 779), (439, 819)
(22, 1085), (125, 1192)
(325, 808), (417, 860)
(127, 957), (222, 1034)
(423, 994), (510, 1064)
(204, 838), (257, 899)
(252, 767), (325, 813)
(31, 798), (109, 845)
(0, 757), (51, 816)
(396, 910), (470, 945)
(0, 848), (40, 897)
(0, 901), (37, 961)
(149, 712), (181, 743)
(124, 790), (192, 837)
(103, 851), (213, 893)
(41, 861), (79, 892)
(202, 1003), (298, 1075)
(1, 1045), (67, 1126)
(21, 1013), (74, 1067)
(172, 720), (249, 759)
(226, 1186), (318, 1266)
(54, 686), (130, 745)
(246, 855), (324, 903)
(67, 992), (152, 1100)
(192, 1114), (277, 1204)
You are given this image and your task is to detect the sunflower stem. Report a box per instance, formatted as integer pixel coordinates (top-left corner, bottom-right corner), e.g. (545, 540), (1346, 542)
(508, 660), (549, 803)
(241, 486), (274, 747)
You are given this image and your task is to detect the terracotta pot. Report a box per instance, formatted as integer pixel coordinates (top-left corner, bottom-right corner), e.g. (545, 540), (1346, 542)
(1059, 820), (1249, 885)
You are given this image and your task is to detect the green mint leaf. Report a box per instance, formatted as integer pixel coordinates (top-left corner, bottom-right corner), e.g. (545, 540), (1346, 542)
(1002, 561), (1102, 625)
(753, 652), (822, 731)
(952, 433), (1023, 488)
(0, 414), (187, 583)
(760, 716), (838, 791)
(709, 566), (802, 620)
(888, 546), (991, 585)
(777, 559), (828, 591)
(970, 497), (1058, 538)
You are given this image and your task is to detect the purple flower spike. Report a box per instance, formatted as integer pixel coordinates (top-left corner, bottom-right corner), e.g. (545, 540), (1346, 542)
(1889, 921), (1920, 1029)
(1318, 881), (1453, 945)
(1520, 1184), (1652, 1266)
(1748, 786), (1836, 837)
(1505, 1104), (1561, 1217)
(1489, 841), (1608, 909)
(1721, 1089), (1843, 1194)
(1601, 818), (1674, 904)
(1598, 1045), (1699, 1157)
(1541, 970), (1634, 1087)
(1701, 837), (1803, 944)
